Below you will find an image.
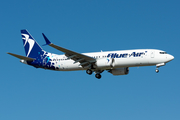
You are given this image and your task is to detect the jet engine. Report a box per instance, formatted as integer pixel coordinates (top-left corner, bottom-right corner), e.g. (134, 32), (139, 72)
(95, 58), (114, 69)
(108, 67), (129, 75)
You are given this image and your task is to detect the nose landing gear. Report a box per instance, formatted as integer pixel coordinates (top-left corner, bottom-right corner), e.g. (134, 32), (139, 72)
(155, 68), (159, 73)
(155, 63), (165, 73)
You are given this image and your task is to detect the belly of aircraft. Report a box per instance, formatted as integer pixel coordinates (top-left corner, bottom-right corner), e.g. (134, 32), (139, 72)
(114, 57), (149, 67)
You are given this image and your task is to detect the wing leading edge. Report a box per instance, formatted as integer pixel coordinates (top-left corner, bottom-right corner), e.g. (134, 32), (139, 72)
(42, 33), (96, 67)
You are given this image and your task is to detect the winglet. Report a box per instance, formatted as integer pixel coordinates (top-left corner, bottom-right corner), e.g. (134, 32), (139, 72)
(42, 33), (52, 46)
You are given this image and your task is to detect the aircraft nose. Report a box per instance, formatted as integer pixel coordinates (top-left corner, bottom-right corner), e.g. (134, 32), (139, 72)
(168, 54), (174, 61)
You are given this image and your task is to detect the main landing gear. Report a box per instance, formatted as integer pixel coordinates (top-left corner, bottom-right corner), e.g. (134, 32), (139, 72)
(86, 69), (102, 79)
(95, 73), (101, 79)
(86, 69), (93, 75)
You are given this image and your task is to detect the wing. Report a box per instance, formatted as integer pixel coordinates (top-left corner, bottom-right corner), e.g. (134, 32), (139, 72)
(42, 33), (96, 67)
(7, 52), (35, 61)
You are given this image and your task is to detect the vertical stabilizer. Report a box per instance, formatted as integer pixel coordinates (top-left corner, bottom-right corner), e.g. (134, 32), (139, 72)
(21, 29), (43, 58)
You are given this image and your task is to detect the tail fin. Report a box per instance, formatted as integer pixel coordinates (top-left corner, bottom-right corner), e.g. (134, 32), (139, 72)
(21, 29), (43, 58)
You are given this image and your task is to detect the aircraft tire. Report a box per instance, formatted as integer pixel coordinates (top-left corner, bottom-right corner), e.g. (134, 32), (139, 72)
(86, 69), (92, 75)
(155, 69), (159, 73)
(95, 74), (101, 79)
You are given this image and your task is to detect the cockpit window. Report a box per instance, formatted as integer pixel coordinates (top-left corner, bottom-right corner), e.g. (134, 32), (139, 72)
(160, 52), (167, 54)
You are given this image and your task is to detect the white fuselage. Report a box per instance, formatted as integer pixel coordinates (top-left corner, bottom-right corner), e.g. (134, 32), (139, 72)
(8, 29), (174, 79)
(45, 49), (174, 71)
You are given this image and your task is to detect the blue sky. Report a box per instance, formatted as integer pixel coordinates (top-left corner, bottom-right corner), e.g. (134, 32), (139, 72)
(1, 0), (180, 120)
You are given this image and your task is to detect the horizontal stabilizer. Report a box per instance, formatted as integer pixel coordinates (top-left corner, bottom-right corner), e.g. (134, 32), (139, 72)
(7, 52), (35, 61)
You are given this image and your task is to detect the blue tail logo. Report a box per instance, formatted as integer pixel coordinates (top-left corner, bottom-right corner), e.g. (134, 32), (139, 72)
(21, 30), (43, 58)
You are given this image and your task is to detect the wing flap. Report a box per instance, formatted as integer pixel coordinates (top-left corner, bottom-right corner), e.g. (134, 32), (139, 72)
(42, 33), (96, 67)
(49, 43), (95, 61)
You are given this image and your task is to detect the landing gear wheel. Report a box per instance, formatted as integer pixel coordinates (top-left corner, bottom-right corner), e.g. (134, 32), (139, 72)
(155, 69), (159, 73)
(95, 74), (101, 79)
(86, 69), (92, 75)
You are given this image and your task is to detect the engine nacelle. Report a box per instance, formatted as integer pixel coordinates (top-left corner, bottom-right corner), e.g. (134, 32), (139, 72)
(95, 58), (114, 69)
(108, 67), (129, 75)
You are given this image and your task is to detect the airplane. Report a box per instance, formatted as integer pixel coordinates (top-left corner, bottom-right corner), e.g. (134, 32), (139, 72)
(7, 29), (174, 79)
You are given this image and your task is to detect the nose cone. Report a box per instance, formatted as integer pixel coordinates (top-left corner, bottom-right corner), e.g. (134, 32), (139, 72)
(168, 54), (174, 62)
